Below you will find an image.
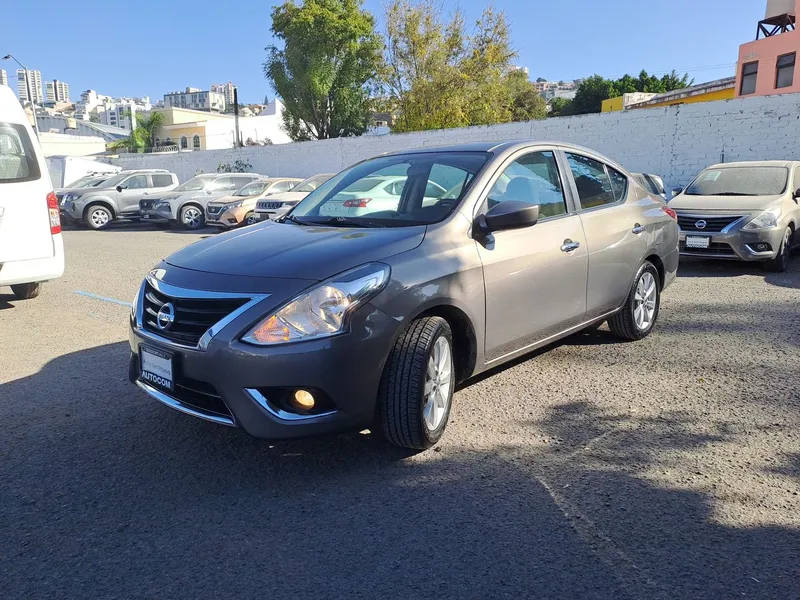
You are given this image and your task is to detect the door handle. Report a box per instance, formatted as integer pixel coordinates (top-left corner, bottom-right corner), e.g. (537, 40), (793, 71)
(561, 240), (580, 253)
(632, 224), (645, 235)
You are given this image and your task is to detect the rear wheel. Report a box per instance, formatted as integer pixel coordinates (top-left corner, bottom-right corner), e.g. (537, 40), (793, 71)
(11, 282), (42, 300)
(378, 317), (455, 450)
(180, 205), (205, 230)
(762, 226), (793, 273)
(85, 204), (113, 230)
(608, 262), (661, 341)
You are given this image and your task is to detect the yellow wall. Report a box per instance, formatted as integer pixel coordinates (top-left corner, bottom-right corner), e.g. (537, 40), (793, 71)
(641, 88), (735, 109)
(156, 125), (207, 150)
(601, 96), (624, 112)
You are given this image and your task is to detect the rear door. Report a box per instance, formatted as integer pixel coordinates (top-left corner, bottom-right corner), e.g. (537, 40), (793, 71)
(0, 118), (53, 262)
(562, 151), (647, 320)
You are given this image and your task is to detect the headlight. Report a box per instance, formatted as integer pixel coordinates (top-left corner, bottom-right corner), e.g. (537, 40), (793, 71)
(154, 201), (170, 209)
(227, 201), (244, 209)
(242, 263), (390, 346)
(743, 207), (780, 230)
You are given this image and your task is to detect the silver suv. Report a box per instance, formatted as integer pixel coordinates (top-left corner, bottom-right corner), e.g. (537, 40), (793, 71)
(61, 170), (179, 229)
(142, 173), (261, 230)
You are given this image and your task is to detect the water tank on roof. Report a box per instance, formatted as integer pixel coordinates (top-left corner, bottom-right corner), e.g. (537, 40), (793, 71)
(766, 0), (795, 18)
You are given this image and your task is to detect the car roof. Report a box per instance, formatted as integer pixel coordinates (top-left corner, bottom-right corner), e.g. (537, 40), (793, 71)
(119, 169), (171, 174)
(378, 140), (612, 156)
(704, 160), (800, 169)
(259, 177), (302, 182)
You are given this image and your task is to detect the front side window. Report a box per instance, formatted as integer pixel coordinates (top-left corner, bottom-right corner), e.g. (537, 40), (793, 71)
(173, 175), (216, 192)
(776, 53), (796, 89)
(741, 61), (758, 95)
(235, 181), (269, 196)
(272, 180), (295, 192)
(124, 175), (148, 189)
(0, 122), (40, 183)
(794, 167), (800, 193)
(486, 150), (567, 218)
(291, 152), (489, 227)
(565, 153), (616, 209)
(685, 167), (788, 196)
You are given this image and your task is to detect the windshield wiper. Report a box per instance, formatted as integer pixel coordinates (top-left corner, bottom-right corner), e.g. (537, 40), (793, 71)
(711, 192), (752, 196)
(302, 216), (384, 228)
(281, 214), (307, 225)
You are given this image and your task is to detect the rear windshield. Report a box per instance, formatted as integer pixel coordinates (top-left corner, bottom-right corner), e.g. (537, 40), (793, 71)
(0, 122), (41, 183)
(685, 167), (788, 196)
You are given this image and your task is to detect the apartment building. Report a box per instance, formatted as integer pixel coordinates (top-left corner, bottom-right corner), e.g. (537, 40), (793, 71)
(45, 80), (70, 105)
(211, 82), (236, 106)
(0, 69), (7, 87)
(16, 69), (43, 104)
(164, 87), (226, 112)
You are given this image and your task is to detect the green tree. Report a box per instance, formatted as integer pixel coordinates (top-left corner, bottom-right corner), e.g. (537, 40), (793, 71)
(506, 69), (547, 121)
(108, 111), (166, 153)
(264, 0), (382, 141)
(548, 97), (573, 117)
(570, 74), (616, 115)
(381, 0), (518, 132)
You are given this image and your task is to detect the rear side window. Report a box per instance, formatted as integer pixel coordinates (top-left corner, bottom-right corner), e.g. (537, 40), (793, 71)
(607, 167), (628, 202)
(151, 174), (174, 187)
(0, 122), (41, 183)
(565, 153), (615, 209)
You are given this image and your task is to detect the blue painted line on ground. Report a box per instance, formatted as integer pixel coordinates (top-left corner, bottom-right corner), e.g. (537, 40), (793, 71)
(74, 290), (132, 308)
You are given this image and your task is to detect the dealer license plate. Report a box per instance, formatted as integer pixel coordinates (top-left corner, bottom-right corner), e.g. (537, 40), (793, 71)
(140, 346), (173, 390)
(685, 236), (710, 249)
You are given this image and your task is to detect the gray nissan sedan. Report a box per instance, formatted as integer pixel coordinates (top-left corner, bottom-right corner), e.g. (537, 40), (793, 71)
(129, 141), (679, 450)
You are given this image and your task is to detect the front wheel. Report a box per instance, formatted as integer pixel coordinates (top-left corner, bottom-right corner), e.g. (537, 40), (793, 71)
(762, 226), (793, 273)
(378, 316), (455, 450)
(180, 205), (205, 230)
(243, 211), (258, 226)
(85, 204), (113, 230)
(608, 262), (661, 341)
(11, 282), (42, 300)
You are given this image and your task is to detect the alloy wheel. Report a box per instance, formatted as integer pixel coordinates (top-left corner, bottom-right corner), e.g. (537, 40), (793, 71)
(91, 208), (110, 228)
(633, 272), (657, 331)
(183, 207), (202, 228)
(423, 336), (453, 431)
(245, 214), (258, 225)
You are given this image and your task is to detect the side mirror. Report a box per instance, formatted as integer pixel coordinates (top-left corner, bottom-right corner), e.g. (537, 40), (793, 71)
(793, 188), (800, 201)
(116, 185), (125, 192)
(475, 201), (540, 235)
(672, 186), (683, 196)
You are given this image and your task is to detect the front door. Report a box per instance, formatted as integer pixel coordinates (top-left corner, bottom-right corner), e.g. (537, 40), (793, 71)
(475, 149), (589, 363)
(118, 174), (149, 214)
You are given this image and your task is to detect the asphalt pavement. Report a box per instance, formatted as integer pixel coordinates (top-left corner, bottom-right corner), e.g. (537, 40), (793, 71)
(1, 223), (799, 599)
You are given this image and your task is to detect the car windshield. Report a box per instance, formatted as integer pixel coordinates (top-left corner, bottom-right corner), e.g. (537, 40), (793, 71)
(685, 167), (789, 196)
(173, 175), (216, 192)
(235, 181), (269, 196)
(66, 175), (105, 188)
(86, 176), (109, 187)
(293, 174), (333, 193)
(99, 173), (129, 188)
(290, 152), (489, 227)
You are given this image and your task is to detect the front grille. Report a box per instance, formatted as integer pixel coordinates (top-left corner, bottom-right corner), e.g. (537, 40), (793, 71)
(142, 281), (249, 347)
(173, 375), (232, 419)
(207, 205), (222, 215)
(140, 198), (156, 211)
(257, 201), (282, 210)
(677, 214), (743, 233)
(680, 241), (736, 256)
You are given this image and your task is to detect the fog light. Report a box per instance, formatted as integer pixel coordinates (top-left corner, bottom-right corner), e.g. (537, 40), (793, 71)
(755, 243), (769, 251)
(291, 389), (315, 412)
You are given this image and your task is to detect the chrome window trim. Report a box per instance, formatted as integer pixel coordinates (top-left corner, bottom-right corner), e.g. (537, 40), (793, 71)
(245, 389), (338, 422)
(134, 275), (270, 352)
(136, 380), (236, 427)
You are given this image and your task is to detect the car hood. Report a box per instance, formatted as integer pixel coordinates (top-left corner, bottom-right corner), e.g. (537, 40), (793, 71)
(261, 191), (310, 203)
(210, 194), (256, 206)
(670, 193), (783, 212)
(165, 220), (426, 280)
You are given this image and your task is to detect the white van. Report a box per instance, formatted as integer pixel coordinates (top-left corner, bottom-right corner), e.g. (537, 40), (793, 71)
(0, 85), (64, 299)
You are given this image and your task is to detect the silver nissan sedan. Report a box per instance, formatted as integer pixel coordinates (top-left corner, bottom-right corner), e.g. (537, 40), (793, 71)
(129, 141), (679, 450)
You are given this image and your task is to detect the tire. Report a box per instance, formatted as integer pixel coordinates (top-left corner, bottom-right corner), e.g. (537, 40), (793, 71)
(180, 205), (205, 230)
(11, 282), (42, 300)
(762, 226), (792, 273)
(608, 261), (661, 341)
(243, 212), (258, 226)
(378, 316), (455, 450)
(84, 204), (113, 230)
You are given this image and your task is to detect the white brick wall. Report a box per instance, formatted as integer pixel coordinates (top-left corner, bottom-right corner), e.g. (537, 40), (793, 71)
(110, 93), (800, 191)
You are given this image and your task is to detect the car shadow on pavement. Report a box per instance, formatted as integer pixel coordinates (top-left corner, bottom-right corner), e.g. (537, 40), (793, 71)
(0, 293), (15, 311)
(1, 342), (798, 599)
(678, 254), (800, 288)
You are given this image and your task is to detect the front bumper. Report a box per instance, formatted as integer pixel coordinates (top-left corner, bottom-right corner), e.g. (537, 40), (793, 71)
(206, 207), (245, 228)
(141, 207), (175, 222)
(678, 226), (785, 261)
(128, 290), (400, 440)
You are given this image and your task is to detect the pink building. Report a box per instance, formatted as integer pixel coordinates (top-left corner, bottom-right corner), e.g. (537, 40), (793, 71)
(736, 0), (799, 97)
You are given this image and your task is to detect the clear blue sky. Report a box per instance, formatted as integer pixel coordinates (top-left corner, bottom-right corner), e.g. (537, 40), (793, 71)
(5, 0), (763, 104)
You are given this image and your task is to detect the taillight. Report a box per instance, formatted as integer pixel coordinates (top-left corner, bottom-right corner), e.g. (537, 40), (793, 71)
(47, 191), (62, 234)
(342, 198), (372, 208)
(661, 206), (677, 220)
